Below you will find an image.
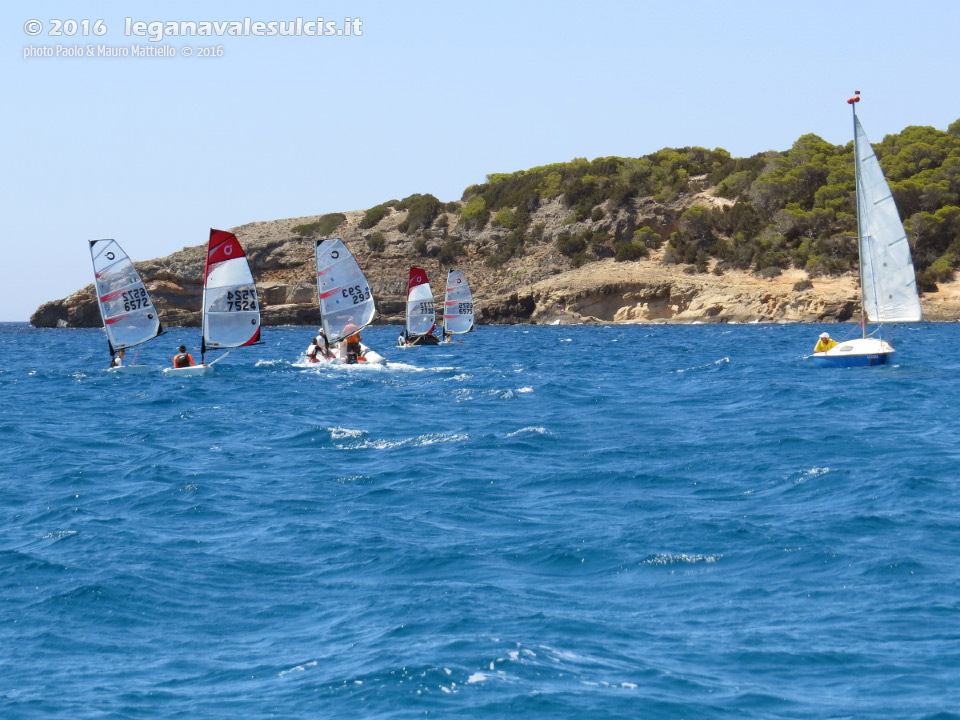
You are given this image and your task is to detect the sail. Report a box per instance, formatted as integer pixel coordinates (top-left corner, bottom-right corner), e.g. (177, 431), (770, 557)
(89, 239), (161, 353)
(406, 268), (436, 336)
(202, 229), (261, 350)
(443, 270), (474, 334)
(854, 115), (923, 323)
(315, 238), (376, 342)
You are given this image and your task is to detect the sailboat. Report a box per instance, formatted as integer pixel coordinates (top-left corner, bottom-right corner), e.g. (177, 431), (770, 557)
(89, 239), (162, 373)
(813, 92), (922, 368)
(441, 270), (474, 341)
(312, 238), (386, 364)
(164, 229), (261, 376)
(400, 267), (439, 345)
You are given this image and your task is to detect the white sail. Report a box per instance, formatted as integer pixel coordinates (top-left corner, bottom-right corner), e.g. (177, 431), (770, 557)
(854, 114), (923, 323)
(443, 270), (474, 334)
(89, 239), (161, 353)
(202, 230), (261, 350)
(406, 268), (435, 336)
(315, 238), (376, 342)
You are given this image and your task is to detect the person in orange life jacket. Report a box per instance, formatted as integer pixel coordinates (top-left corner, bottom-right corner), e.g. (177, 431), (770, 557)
(110, 349), (125, 368)
(340, 324), (363, 363)
(173, 345), (196, 368)
(814, 332), (838, 353)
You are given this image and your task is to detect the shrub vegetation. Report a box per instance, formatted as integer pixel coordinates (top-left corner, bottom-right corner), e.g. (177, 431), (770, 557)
(292, 213), (346, 236)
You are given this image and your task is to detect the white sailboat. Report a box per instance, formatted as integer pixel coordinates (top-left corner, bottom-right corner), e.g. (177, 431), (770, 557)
(813, 92), (922, 368)
(89, 239), (161, 373)
(312, 238), (385, 364)
(400, 267), (439, 346)
(164, 229), (261, 376)
(441, 270), (474, 341)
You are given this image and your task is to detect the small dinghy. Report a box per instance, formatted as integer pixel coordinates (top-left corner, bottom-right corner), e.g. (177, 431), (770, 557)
(813, 93), (922, 368)
(309, 238), (385, 365)
(440, 269), (474, 342)
(399, 267), (440, 346)
(164, 229), (261, 376)
(89, 238), (162, 373)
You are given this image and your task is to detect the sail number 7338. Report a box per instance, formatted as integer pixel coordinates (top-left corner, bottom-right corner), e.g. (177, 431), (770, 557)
(226, 289), (257, 311)
(342, 285), (370, 304)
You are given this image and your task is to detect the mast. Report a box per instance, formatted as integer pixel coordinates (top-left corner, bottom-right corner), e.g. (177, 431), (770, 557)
(313, 240), (331, 355)
(89, 239), (115, 359)
(201, 235), (210, 364)
(848, 90), (867, 338)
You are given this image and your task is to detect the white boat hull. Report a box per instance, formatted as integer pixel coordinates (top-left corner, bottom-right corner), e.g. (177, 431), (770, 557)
(304, 343), (386, 366)
(813, 337), (893, 368)
(162, 365), (213, 377)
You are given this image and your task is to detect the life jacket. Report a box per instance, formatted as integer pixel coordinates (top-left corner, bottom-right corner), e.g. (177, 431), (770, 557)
(174, 352), (193, 368)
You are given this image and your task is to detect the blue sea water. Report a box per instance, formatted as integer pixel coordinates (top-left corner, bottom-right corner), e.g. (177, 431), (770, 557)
(2, 321), (960, 719)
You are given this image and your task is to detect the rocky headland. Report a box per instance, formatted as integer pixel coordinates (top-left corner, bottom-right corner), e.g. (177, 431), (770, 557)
(30, 191), (960, 329)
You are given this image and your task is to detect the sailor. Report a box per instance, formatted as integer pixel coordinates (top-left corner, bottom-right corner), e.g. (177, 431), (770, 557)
(340, 323), (363, 364)
(173, 345), (196, 368)
(110, 349), (125, 368)
(305, 338), (322, 362)
(814, 332), (839, 353)
(307, 328), (331, 361)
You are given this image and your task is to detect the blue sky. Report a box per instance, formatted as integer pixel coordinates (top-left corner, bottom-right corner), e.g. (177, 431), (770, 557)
(3, 0), (958, 321)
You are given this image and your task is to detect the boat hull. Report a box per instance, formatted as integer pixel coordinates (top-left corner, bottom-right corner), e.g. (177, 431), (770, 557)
(162, 365), (213, 377)
(813, 337), (893, 368)
(304, 343), (386, 366)
(402, 334), (440, 346)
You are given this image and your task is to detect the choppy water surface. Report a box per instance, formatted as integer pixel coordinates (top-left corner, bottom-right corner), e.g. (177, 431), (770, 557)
(2, 322), (960, 719)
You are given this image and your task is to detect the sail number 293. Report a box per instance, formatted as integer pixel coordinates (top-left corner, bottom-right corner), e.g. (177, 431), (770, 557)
(342, 285), (370, 305)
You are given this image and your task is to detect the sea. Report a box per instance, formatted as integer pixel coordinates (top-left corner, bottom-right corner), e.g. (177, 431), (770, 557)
(2, 321), (959, 719)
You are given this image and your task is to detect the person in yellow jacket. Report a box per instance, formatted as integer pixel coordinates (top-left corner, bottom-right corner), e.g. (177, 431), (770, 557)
(814, 332), (838, 353)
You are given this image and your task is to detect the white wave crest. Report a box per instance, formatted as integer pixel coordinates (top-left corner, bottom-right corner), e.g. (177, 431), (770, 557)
(278, 660), (317, 677)
(329, 427), (364, 439)
(505, 426), (549, 438)
(673, 357), (730, 374)
(641, 553), (722, 566)
(337, 433), (468, 451)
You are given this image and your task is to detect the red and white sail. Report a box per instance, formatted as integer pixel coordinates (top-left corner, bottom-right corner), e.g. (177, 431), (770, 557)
(405, 267), (435, 336)
(315, 238), (376, 342)
(443, 270), (474, 335)
(89, 239), (161, 354)
(202, 229), (260, 350)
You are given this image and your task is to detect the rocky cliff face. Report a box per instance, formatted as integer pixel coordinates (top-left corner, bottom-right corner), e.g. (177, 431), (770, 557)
(30, 192), (960, 328)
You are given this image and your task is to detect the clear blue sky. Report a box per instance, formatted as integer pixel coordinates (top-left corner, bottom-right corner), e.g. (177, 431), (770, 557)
(2, 0), (958, 321)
